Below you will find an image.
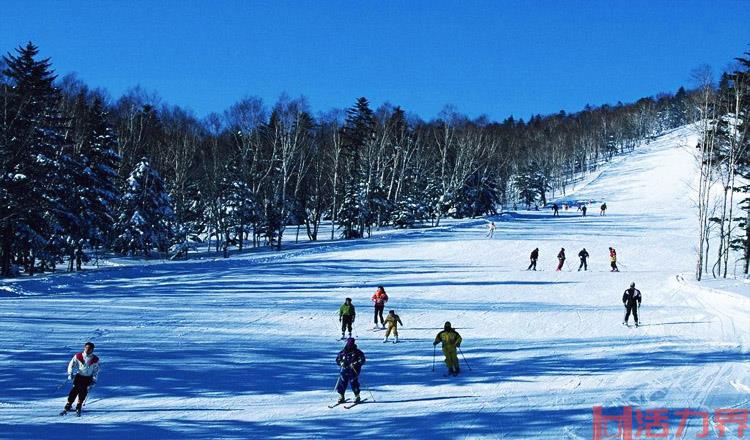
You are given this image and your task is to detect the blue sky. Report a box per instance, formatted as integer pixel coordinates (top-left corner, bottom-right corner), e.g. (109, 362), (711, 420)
(2, 1), (749, 121)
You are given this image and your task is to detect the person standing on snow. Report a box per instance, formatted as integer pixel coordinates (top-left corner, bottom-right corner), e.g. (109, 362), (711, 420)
(62, 342), (99, 415)
(600, 203), (607, 215)
(609, 247), (619, 272)
(552, 203), (559, 216)
(339, 297), (356, 339)
(577, 248), (590, 271)
(556, 248), (566, 271)
(335, 338), (366, 404)
(371, 286), (389, 329)
(622, 282), (642, 327)
(527, 248), (539, 271)
(486, 221), (496, 238)
(383, 310), (403, 343)
(433, 322), (463, 376)
(581, 205), (587, 217)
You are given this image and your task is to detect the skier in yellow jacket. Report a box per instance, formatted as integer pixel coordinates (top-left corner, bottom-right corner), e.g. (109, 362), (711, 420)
(433, 322), (463, 376)
(383, 310), (403, 343)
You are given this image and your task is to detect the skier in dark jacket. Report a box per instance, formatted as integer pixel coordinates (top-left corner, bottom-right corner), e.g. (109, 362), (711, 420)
(577, 248), (589, 271)
(622, 282), (642, 327)
(552, 204), (559, 216)
(335, 338), (366, 403)
(556, 248), (566, 271)
(600, 203), (607, 215)
(527, 248), (539, 271)
(581, 205), (587, 216)
(338, 298), (356, 339)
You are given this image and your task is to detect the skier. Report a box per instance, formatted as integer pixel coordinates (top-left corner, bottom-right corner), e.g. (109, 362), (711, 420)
(581, 205), (587, 217)
(383, 310), (403, 343)
(577, 248), (589, 271)
(339, 297), (356, 339)
(556, 248), (566, 271)
(335, 338), (366, 404)
(622, 282), (642, 327)
(552, 203), (559, 216)
(527, 248), (539, 271)
(371, 286), (388, 329)
(486, 221), (496, 238)
(600, 202), (607, 215)
(433, 322), (463, 376)
(609, 247), (619, 272)
(62, 342), (99, 416)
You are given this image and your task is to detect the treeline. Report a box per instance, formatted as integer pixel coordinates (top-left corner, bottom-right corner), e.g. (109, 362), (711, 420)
(0, 42), (700, 276)
(694, 52), (750, 279)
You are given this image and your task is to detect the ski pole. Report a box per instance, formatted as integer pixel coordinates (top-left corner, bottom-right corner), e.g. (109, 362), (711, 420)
(432, 344), (436, 371)
(333, 366), (344, 392)
(458, 346), (472, 371)
(55, 377), (70, 392)
(353, 369), (376, 403)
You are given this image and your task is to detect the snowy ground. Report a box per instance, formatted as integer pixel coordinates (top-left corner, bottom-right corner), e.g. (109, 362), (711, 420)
(1, 126), (748, 439)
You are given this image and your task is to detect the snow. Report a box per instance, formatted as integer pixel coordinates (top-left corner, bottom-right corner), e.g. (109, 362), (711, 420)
(1, 126), (748, 439)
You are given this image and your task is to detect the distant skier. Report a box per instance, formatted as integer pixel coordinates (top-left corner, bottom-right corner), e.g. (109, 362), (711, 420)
(433, 322), (463, 376)
(552, 204), (559, 216)
(339, 297), (356, 339)
(609, 247), (619, 272)
(581, 205), (587, 217)
(600, 203), (607, 215)
(62, 342), (99, 416)
(577, 248), (589, 271)
(556, 248), (566, 271)
(527, 248), (539, 271)
(383, 310), (403, 343)
(622, 282), (642, 327)
(486, 221), (496, 238)
(335, 338), (366, 404)
(371, 286), (389, 329)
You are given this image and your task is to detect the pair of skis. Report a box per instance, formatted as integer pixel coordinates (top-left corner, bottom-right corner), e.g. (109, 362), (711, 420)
(327, 398), (369, 409)
(59, 408), (82, 417)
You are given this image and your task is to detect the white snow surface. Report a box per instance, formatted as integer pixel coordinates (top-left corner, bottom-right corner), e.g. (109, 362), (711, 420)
(1, 126), (749, 439)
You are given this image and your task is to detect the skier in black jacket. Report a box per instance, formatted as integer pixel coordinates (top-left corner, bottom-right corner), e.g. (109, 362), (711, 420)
(622, 282), (642, 327)
(577, 248), (589, 271)
(335, 338), (366, 404)
(527, 248), (539, 271)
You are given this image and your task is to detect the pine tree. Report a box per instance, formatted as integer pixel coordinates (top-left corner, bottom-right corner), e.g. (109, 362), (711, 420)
(113, 158), (174, 256)
(0, 42), (68, 276)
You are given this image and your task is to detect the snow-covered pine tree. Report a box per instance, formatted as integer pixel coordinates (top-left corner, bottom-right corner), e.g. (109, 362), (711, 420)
(0, 42), (69, 276)
(113, 158), (174, 256)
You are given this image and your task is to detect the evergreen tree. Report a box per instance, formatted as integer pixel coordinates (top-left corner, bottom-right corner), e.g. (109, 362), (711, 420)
(113, 158), (174, 256)
(0, 42), (67, 276)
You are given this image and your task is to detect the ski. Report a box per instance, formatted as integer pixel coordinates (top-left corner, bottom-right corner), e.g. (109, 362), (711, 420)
(328, 399), (348, 408)
(344, 398), (368, 409)
(58, 410), (69, 416)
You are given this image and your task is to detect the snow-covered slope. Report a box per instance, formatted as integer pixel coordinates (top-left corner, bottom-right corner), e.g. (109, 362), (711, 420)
(1, 126), (748, 439)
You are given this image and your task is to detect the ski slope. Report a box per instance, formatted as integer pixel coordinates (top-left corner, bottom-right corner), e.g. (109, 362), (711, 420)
(1, 126), (748, 439)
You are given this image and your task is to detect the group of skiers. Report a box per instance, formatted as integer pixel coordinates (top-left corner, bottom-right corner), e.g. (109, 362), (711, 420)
(60, 275), (642, 411)
(332, 285), (466, 404)
(527, 246), (619, 272)
(549, 202), (607, 217)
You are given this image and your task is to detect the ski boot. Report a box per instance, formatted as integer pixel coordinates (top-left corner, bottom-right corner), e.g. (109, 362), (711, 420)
(354, 394), (361, 403)
(337, 394), (346, 404)
(383, 337), (389, 343)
